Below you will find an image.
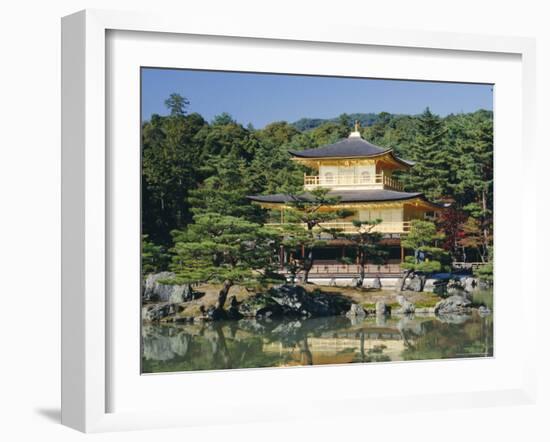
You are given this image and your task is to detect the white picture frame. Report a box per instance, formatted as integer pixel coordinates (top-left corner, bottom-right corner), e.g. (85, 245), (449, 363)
(61, 9), (537, 433)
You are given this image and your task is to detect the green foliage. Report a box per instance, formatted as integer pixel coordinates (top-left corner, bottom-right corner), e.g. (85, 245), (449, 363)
(399, 108), (449, 201)
(330, 219), (387, 284)
(141, 94), (492, 280)
(401, 256), (442, 273)
(141, 111), (207, 244)
(141, 235), (171, 275)
(474, 246), (494, 282)
(187, 154), (264, 223)
(170, 213), (279, 287)
(278, 188), (347, 282)
(164, 93), (190, 116)
(401, 220), (450, 273)
(292, 112), (381, 132)
(459, 217), (490, 262)
(285, 188), (346, 227)
(401, 219), (442, 250)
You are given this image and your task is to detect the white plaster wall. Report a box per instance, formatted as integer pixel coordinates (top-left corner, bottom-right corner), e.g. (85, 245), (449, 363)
(359, 207), (403, 222)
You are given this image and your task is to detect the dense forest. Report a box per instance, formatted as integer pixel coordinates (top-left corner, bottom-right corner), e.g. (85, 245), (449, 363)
(142, 93), (493, 273)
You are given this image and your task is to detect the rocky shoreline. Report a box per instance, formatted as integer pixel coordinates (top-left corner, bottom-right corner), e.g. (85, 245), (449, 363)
(142, 273), (491, 325)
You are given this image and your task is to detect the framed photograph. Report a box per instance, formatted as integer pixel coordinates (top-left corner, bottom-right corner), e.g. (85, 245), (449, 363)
(62, 9), (537, 432)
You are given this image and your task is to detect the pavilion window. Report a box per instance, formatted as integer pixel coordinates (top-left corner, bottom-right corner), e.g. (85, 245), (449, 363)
(360, 171), (371, 183)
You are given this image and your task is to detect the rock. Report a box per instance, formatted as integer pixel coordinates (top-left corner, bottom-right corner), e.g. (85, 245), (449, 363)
(370, 277), (382, 290)
(434, 294), (472, 316)
(143, 272), (203, 303)
(395, 295), (415, 315)
(239, 285), (351, 319)
(376, 301), (390, 316)
(142, 326), (191, 361)
(461, 276), (478, 293)
(406, 277), (422, 292)
(446, 279), (473, 299)
(142, 303), (178, 322)
(227, 296), (244, 320)
(206, 306), (227, 321)
(432, 279), (449, 297)
(346, 303), (367, 319)
(143, 272), (174, 301)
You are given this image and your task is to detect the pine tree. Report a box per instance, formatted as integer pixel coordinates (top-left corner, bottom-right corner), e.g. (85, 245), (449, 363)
(141, 235), (171, 275)
(141, 111), (206, 244)
(330, 219), (387, 287)
(283, 188), (352, 283)
(187, 154), (265, 223)
(164, 93), (190, 116)
(170, 214), (280, 318)
(400, 220), (450, 291)
(401, 108), (449, 201)
(451, 113), (493, 261)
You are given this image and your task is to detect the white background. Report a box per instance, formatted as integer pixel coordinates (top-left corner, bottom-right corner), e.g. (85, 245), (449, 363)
(0, 1), (548, 441)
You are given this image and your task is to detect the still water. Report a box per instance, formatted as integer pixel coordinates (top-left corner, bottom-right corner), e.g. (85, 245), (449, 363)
(142, 313), (493, 373)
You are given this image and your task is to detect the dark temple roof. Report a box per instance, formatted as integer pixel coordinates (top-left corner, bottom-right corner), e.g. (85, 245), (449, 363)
(288, 136), (414, 166)
(247, 189), (441, 207)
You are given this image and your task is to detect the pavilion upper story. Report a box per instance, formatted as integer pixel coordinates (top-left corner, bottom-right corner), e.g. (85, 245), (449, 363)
(289, 127), (413, 192)
(247, 125), (443, 236)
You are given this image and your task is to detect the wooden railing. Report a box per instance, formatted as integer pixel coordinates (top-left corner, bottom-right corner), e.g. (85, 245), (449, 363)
(308, 263), (403, 275)
(266, 221), (411, 234)
(304, 173), (404, 191)
(382, 175), (403, 191)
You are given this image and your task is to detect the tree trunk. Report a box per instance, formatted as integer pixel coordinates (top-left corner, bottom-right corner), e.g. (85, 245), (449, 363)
(211, 323), (232, 369)
(216, 279), (233, 311)
(357, 251), (366, 288)
(303, 249), (313, 284)
(299, 338), (313, 366)
(478, 246), (486, 264)
(419, 274), (427, 292)
(357, 265), (365, 288)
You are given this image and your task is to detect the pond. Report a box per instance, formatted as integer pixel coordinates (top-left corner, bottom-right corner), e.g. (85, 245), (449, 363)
(141, 312), (493, 373)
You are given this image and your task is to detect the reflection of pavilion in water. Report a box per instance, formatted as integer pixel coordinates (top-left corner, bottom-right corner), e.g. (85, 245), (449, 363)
(141, 313), (492, 373)
(263, 326), (407, 365)
(142, 318), (421, 368)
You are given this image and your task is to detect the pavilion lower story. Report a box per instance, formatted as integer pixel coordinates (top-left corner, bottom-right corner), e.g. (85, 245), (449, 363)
(280, 238), (406, 277)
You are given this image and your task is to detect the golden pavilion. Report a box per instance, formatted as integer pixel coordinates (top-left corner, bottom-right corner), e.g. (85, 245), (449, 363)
(248, 124), (443, 276)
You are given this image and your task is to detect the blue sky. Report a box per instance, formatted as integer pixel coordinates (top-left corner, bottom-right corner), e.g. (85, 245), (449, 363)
(141, 68), (493, 128)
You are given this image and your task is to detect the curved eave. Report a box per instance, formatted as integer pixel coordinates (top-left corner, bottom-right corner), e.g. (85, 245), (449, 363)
(290, 149), (413, 170)
(246, 193), (444, 211)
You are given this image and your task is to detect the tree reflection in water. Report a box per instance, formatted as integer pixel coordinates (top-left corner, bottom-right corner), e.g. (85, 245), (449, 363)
(142, 313), (493, 373)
